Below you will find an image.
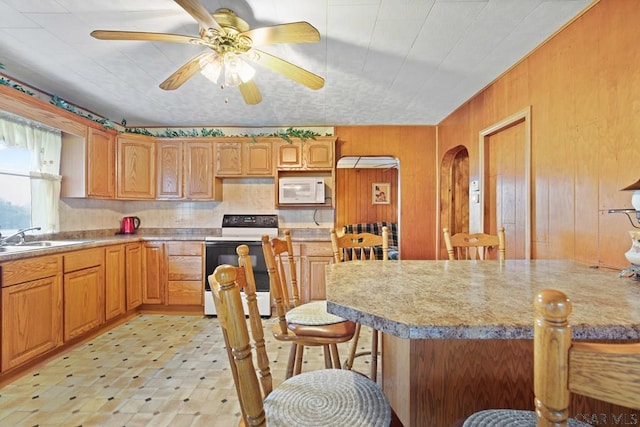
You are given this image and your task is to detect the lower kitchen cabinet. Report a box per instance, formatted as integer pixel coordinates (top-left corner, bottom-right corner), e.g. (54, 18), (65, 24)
(143, 242), (166, 304)
(299, 242), (333, 303)
(125, 243), (143, 310)
(1, 275), (63, 371)
(63, 248), (105, 341)
(105, 244), (126, 320)
(166, 241), (203, 306)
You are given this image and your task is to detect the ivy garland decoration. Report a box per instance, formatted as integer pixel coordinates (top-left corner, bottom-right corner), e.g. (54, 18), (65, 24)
(1, 64), (330, 141)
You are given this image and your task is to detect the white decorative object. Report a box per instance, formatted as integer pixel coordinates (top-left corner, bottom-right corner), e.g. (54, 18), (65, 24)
(624, 230), (640, 265)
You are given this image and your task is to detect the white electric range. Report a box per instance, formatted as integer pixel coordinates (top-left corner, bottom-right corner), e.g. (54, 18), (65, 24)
(204, 214), (278, 316)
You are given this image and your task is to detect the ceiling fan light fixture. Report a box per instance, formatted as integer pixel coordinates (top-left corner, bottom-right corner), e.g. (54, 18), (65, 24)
(199, 56), (223, 84)
(223, 53), (255, 87)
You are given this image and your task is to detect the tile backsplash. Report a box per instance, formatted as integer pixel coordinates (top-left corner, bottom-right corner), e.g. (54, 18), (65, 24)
(59, 178), (334, 232)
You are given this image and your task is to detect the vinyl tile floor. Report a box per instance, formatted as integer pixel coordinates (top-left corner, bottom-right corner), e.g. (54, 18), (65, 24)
(0, 314), (378, 427)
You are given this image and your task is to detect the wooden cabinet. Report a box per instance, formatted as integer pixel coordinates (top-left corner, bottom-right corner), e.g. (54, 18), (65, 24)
(166, 241), (203, 306)
(157, 140), (221, 200)
(156, 140), (183, 199)
(299, 242), (333, 303)
(60, 126), (117, 198)
(63, 248), (105, 341)
(276, 138), (335, 170)
(105, 244), (126, 321)
(116, 133), (156, 199)
(125, 243), (143, 310)
(215, 140), (273, 177)
(143, 242), (166, 304)
(1, 255), (63, 371)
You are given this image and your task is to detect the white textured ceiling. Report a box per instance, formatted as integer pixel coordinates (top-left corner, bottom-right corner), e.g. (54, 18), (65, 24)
(0, 0), (594, 128)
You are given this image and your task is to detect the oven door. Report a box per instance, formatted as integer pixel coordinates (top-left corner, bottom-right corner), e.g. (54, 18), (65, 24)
(204, 240), (271, 316)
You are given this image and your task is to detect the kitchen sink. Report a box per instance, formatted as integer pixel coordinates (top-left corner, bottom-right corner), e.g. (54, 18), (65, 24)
(21, 240), (89, 247)
(0, 240), (90, 252)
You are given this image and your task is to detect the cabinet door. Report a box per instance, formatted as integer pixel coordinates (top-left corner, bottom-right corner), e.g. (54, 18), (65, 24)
(87, 127), (116, 198)
(244, 142), (273, 176)
(1, 275), (63, 371)
(215, 142), (243, 176)
(304, 140), (334, 169)
(276, 141), (303, 169)
(143, 242), (166, 304)
(157, 141), (183, 199)
(125, 243), (143, 310)
(299, 242), (333, 303)
(116, 134), (156, 199)
(185, 141), (216, 199)
(64, 265), (105, 341)
(105, 245), (126, 321)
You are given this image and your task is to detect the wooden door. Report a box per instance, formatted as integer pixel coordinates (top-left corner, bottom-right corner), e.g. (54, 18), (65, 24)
(63, 265), (104, 341)
(116, 134), (156, 199)
(105, 245), (126, 320)
(215, 141), (243, 176)
(156, 140), (183, 199)
(125, 243), (143, 310)
(480, 108), (531, 259)
(185, 141), (215, 198)
(143, 242), (166, 304)
(244, 141), (273, 176)
(87, 127), (116, 198)
(1, 276), (63, 371)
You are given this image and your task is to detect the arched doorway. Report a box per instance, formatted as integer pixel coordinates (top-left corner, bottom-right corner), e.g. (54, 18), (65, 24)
(440, 146), (469, 258)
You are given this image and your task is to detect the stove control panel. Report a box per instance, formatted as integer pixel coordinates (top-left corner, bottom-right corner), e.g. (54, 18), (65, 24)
(222, 214), (279, 229)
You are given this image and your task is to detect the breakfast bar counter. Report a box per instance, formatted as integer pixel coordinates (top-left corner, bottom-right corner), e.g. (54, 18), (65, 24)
(325, 260), (640, 426)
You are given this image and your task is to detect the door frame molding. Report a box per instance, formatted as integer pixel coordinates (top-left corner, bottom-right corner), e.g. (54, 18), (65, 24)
(478, 106), (532, 259)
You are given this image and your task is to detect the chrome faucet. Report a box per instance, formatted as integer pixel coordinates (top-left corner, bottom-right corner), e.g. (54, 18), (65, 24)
(0, 226), (42, 245)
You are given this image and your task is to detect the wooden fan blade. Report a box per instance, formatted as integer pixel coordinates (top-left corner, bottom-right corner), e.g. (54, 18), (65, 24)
(174, 0), (225, 34)
(238, 80), (262, 105)
(160, 52), (212, 90)
(91, 30), (210, 46)
(241, 22), (320, 46)
(249, 49), (324, 90)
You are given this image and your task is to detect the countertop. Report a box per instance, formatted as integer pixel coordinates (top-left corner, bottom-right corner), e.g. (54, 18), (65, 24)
(325, 259), (640, 340)
(0, 227), (331, 262)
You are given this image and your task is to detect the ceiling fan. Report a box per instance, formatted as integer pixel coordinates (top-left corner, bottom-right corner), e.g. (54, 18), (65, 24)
(90, 0), (324, 105)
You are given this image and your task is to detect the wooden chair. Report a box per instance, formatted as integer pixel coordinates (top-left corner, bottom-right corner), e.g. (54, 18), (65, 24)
(443, 226), (506, 261)
(262, 230), (356, 379)
(209, 244), (391, 427)
(330, 225), (389, 382)
(462, 288), (640, 426)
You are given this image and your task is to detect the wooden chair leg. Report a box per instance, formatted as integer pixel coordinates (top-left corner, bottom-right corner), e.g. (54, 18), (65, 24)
(294, 344), (304, 376)
(329, 343), (341, 369)
(286, 343), (298, 379)
(344, 323), (362, 370)
(370, 329), (378, 382)
(323, 344), (332, 368)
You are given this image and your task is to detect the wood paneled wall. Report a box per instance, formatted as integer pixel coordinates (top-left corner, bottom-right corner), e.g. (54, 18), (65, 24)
(335, 168), (398, 226)
(334, 126), (437, 260)
(438, 0), (639, 268)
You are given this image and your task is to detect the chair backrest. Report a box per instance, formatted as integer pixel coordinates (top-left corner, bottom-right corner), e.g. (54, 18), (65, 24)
(262, 230), (299, 337)
(442, 227), (505, 261)
(209, 244), (272, 427)
(534, 289), (640, 425)
(330, 226), (389, 262)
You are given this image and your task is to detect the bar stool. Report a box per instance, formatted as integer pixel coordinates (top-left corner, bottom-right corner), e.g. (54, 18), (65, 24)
(330, 226), (389, 382)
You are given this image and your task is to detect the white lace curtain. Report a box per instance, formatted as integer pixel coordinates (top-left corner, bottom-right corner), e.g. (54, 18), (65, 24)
(0, 113), (62, 233)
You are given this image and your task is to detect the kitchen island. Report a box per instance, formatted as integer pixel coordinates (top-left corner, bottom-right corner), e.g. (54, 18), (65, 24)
(325, 260), (640, 427)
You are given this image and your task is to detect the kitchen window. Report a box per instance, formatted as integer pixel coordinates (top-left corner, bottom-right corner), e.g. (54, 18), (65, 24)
(0, 113), (62, 235)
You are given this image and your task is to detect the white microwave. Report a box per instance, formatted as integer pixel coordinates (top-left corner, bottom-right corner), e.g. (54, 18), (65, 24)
(278, 177), (325, 204)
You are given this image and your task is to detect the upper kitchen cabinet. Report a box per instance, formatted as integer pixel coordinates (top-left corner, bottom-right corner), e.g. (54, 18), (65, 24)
(275, 137), (335, 170)
(61, 126), (117, 199)
(156, 139), (221, 200)
(116, 133), (156, 199)
(215, 139), (273, 177)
